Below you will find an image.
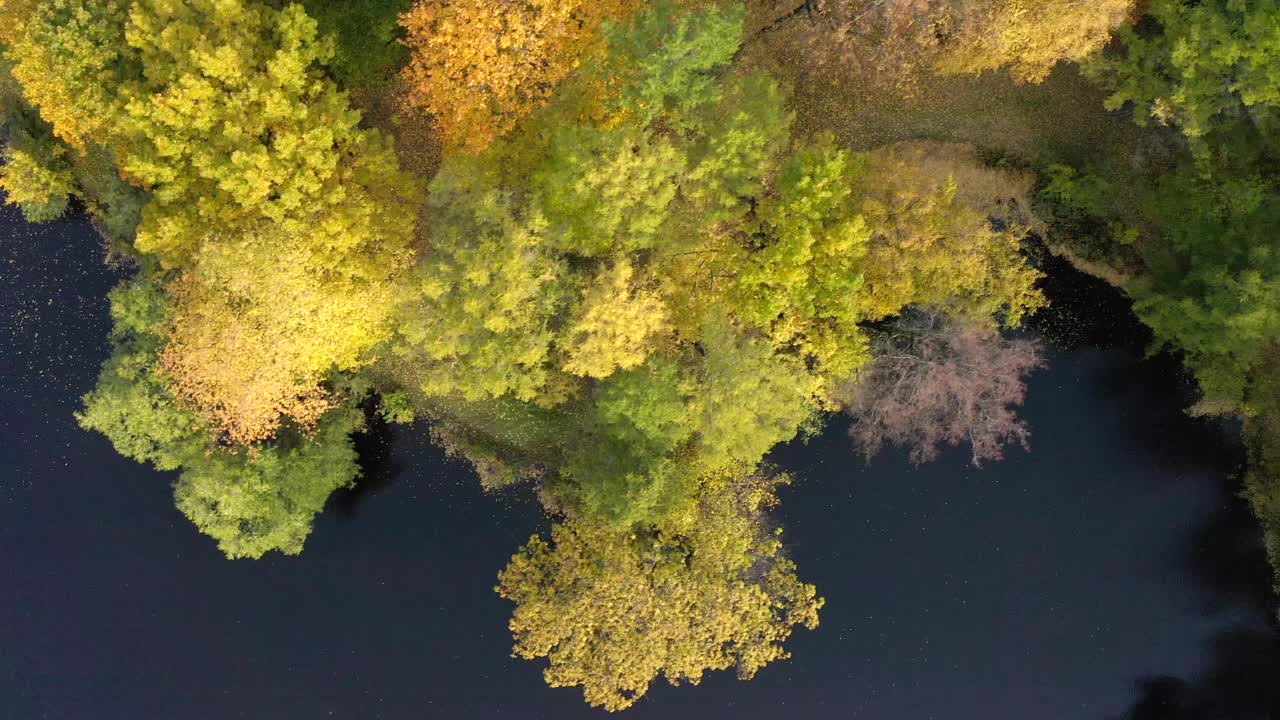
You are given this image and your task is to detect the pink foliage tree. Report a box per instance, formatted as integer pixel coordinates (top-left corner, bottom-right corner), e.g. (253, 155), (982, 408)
(842, 311), (1045, 467)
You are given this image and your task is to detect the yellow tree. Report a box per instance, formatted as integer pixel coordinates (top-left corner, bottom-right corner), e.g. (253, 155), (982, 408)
(112, 0), (421, 442)
(936, 0), (1136, 82)
(0, 0), (34, 44)
(0, 144), (75, 221)
(399, 0), (639, 153)
(497, 470), (822, 711)
(561, 260), (671, 379)
(857, 142), (1045, 325)
(4, 0), (133, 149)
(160, 250), (400, 445)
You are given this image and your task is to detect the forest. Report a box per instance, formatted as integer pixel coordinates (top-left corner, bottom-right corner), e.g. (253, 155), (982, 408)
(1, 0), (1278, 712)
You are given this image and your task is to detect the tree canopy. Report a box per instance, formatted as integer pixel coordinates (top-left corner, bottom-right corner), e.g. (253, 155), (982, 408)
(400, 0), (639, 152)
(1091, 0), (1280, 147)
(498, 470), (822, 711)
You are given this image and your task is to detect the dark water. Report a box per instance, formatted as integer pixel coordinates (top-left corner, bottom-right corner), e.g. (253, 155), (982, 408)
(2, 207), (1277, 720)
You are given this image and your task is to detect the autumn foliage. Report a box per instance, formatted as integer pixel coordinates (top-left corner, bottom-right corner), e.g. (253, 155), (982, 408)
(0, 0), (1133, 704)
(840, 312), (1045, 466)
(498, 470), (821, 711)
(760, 0), (1135, 91)
(399, 0), (639, 153)
(936, 0), (1136, 82)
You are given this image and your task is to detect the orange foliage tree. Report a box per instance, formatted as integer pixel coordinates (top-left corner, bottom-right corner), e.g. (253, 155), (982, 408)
(399, 0), (639, 153)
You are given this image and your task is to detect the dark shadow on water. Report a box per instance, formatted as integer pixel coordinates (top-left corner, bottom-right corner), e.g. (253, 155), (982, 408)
(1183, 474), (1275, 617)
(1027, 243), (1280, 720)
(1032, 242), (1242, 475)
(1111, 437), (1279, 720)
(1110, 625), (1280, 720)
(1093, 350), (1242, 475)
(328, 402), (405, 519)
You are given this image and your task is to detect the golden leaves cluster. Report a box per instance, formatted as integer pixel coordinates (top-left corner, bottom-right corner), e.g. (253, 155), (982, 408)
(497, 470), (822, 711)
(4, 0), (132, 150)
(936, 0), (1137, 82)
(857, 142), (1045, 324)
(562, 260), (671, 379)
(400, 0), (639, 153)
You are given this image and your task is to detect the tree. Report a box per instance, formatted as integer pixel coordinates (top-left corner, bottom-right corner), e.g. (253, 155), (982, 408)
(593, 355), (693, 456)
(758, 0), (1133, 92)
(1130, 169), (1280, 410)
(77, 279), (211, 472)
(397, 166), (570, 404)
(79, 278), (367, 559)
(1243, 347), (1280, 593)
(4, 0), (133, 149)
(541, 356), (699, 528)
(561, 260), (671, 379)
(603, 0), (745, 129)
(0, 140), (74, 222)
(683, 71), (793, 222)
(727, 137), (874, 381)
(301, 0), (412, 88)
(531, 125), (684, 256)
(0, 0), (36, 45)
(838, 311), (1045, 466)
(159, 270), (355, 446)
(399, 0), (639, 153)
(936, 0), (1136, 83)
(94, 0), (422, 441)
(856, 142), (1046, 326)
(174, 405), (363, 559)
(692, 322), (822, 470)
(118, 0), (420, 272)
(497, 470), (822, 711)
(1090, 0), (1280, 146)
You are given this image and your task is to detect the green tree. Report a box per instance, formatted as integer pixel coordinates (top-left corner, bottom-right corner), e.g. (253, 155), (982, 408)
(398, 167), (569, 404)
(0, 139), (74, 222)
(118, 0), (419, 272)
(726, 138), (873, 381)
(77, 279), (209, 472)
(683, 71), (793, 222)
(174, 405), (363, 559)
(604, 0), (745, 129)
(1132, 169), (1280, 409)
(1091, 0), (1280, 147)
(301, 0), (411, 88)
(692, 322), (821, 470)
(98, 0), (421, 442)
(531, 125), (683, 256)
(78, 277), (367, 559)
(1243, 348), (1280, 592)
(546, 356), (698, 528)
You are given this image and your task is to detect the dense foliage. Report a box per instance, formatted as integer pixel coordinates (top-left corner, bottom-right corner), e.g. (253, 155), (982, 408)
(761, 0), (1135, 92)
(399, 0), (638, 152)
(498, 470), (821, 710)
(5, 0), (1279, 710)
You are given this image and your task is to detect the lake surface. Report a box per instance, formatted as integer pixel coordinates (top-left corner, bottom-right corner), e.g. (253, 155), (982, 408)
(3, 206), (1278, 719)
